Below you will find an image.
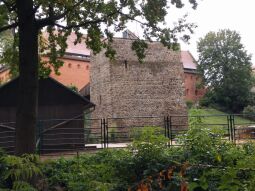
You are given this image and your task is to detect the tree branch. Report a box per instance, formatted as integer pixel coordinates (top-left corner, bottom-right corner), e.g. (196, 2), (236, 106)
(53, 5), (124, 30)
(0, 22), (18, 33)
(54, 17), (109, 30)
(1, 0), (16, 12)
(36, 0), (84, 28)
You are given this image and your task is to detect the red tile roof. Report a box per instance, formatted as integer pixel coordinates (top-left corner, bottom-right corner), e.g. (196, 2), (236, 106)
(43, 32), (197, 70)
(43, 32), (90, 56)
(181, 51), (197, 70)
(65, 33), (90, 56)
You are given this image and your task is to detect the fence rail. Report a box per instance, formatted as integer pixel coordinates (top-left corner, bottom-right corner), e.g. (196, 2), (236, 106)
(0, 114), (255, 155)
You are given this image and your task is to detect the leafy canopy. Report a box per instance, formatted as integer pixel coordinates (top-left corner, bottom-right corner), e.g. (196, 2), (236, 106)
(0, 0), (198, 77)
(197, 29), (253, 112)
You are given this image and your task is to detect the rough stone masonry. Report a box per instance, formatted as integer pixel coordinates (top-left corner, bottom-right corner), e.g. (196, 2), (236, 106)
(90, 38), (187, 129)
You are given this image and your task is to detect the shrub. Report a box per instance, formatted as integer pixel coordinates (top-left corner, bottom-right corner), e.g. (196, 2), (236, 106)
(199, 96), (211, 107)
(242, 105), (255, 120)
(186, 100), (194, 109)
(0, 154), (42, 190)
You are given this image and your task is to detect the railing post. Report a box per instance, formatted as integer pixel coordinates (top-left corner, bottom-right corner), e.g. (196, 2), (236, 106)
(106, 118), (109, 148)
(232, 115), (236, 144)
(166, 116), (170, 147)
(228, 115), (235, 142)
(101, 119), (103, 148)
(227, 115), (230, 141)
(169, 116), (173, 146)
(103, 119), (106, 149)
(164, 116), (167, 138)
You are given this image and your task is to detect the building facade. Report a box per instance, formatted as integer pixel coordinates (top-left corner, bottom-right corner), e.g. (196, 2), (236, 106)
(0, 66), (11, 84)
(90, 38), (187, 119)
(0, 34), (205, 103)
(181, 51), (206, 102)
(47, 55), (90, 90)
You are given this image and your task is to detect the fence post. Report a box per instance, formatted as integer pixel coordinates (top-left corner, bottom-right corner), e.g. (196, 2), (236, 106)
(164, 116), (167, 138)
(169, 116), (173, 146)
(227, 115), (231, 141)
(232, 115), (236, 144)
(103, 118), (106, 149)
(228, 115), (235, 142)
(101, 119), (103, 148)
(167, 116), (170, 147)
(106, 118), (109, 148)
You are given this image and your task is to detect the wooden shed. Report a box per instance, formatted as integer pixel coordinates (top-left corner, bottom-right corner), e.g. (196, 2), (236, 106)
(0, 77), (95, 154)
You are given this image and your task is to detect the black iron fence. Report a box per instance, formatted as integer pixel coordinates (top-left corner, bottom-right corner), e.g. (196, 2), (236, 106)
(1, 114), (255, 155)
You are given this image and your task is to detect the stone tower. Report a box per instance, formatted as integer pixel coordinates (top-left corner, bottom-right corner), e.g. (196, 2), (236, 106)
(90, 38), (187, 121)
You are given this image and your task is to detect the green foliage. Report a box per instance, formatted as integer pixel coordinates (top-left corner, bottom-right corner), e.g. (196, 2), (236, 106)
(180, 109), (225, 164)
(0, 0), (199, 74)
(242, 105), (255, 120)
(0, 30), (19, 78)
(186, 100), (194, 109)
(1, 0), (200, 155)
(182, 109), (255, 191)
(197, 29), (253, 112)
(131, 40), (148, 63)
(0, 154), (42, 190)
(2, 117), (255, 191)
(199, 92), (213, 107)
(43, 150), (132, 191)
(129, 127), (169, 177)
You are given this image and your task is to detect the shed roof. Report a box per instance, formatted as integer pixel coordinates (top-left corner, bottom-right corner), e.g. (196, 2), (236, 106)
(0, 77), (95, 108)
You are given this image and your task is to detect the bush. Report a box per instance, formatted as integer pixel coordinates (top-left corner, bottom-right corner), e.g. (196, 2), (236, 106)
(0, 154), (42, 190)
(199, 96), (211, 107)
(242, 105), (255, 120)
(2, 121), (255, 191)
(186, 100), (194, 109)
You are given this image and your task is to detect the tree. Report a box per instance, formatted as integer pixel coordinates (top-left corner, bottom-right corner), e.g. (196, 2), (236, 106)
(0, 0), (198, 155)
(0, 30), (19, 78)
(197, 29), (253, 112)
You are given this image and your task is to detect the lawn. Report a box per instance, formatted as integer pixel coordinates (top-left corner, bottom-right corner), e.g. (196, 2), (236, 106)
(188, 108), (254, 125)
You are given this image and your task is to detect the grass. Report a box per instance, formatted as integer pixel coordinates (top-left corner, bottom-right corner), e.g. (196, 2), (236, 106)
(188, 108), (254, 125)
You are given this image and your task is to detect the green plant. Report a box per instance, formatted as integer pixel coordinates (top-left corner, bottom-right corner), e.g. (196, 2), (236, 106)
(198, 29), (253, 113)
(0, 148), (7, 188)
(180, 109), (226, 163)
(128, 127), (170, 179)
(0, 154), (42, 190)
(242, 105), (255, 120)
(109, 128), (116, 142)
(186, 100), (194, 109)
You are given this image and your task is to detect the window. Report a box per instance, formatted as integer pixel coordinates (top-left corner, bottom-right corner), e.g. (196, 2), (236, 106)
(68, 63), (72, 68)
(86, 65), (89, 70)
(77, 64), (81, 69)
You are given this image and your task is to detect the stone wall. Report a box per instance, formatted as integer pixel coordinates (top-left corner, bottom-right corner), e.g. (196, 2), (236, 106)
(90, 38), (187, 128)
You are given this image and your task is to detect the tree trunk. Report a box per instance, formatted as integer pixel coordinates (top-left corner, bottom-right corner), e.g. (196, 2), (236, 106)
(15, 0), (38, 155)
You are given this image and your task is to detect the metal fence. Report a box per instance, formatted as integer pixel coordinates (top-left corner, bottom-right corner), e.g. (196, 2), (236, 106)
(1, 114), (255, 155)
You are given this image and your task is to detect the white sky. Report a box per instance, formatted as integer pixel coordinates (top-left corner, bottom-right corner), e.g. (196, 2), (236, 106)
(129, 0), (255, 64)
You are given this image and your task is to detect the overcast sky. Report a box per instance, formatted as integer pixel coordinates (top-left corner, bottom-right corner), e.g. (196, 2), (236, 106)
(165, 0), (255, 64)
